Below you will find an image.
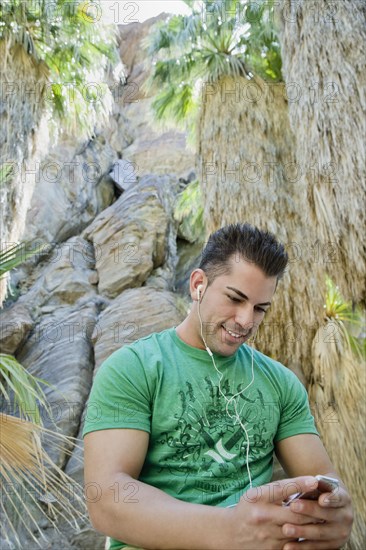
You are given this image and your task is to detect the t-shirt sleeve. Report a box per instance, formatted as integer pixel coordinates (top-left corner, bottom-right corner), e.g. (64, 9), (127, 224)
(274, 369), (318, 442)
(82, 346), (153, 437)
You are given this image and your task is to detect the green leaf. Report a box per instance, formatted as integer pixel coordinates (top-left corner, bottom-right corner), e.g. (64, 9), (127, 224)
(146, 0), (283, 125)
(0, 163), (14, 187)
(0, 241), (48, 278)
(0, 354), (52, 425)
(324, 277), (365, 359)
(0, 0), (118, 138)
(174, 180), (205, 242)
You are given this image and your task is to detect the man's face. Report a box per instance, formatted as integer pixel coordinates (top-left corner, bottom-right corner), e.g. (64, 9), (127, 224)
(193, 257), (277, 356)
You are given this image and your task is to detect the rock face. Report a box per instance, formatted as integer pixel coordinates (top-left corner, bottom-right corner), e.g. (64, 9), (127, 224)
(0, 15), (197, 550)
(109, 159), (138, 191)
(82, 175), (175, 298)
(17, 302), (97, 464)
(0, 302), (33, 355)
(122, 99), (196, 178)
(19, 134), (116, 247)
(0, 41), (50, 305)
(93, 286), (185, 369)
(114, 16), (196, 180)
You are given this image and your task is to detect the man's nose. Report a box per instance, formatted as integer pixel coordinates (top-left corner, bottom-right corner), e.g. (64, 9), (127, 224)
(234, 304), (255, 330)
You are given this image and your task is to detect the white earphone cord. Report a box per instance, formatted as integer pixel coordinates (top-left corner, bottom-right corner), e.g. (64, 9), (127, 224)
(197, 290), (255, 490)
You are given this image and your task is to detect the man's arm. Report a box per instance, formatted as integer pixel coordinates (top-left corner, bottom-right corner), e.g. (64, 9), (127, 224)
(275, 434), (353, 550)
(85, 428), (236, 549)
(84, 429), (320, 550)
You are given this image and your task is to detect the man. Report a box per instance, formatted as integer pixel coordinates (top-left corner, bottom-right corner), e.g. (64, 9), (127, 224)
(83, 223), (353, 549)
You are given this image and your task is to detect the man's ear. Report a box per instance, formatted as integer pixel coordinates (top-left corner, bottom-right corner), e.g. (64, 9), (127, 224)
(189, 269), (207, 301)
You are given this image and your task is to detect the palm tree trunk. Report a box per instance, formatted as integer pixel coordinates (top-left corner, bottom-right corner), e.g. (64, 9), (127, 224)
(277, 0), (366, 304)
(276, 2), (366, 547)
(198, 69), (365, 548)
(0, 42), (49, 304)
(198, 75), (325, 383)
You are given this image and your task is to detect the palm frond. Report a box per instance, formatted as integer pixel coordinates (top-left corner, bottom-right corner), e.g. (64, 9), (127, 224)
(172, 83), (196, 121)
(0, 354), (52, 425)
(145, 13), (202, 57)
(146, 0), (282, 125)
(0, 414), (86, 548)
(324, 276), (365, 359)
(152, 82), (196, 125)
(0, 163), (14, 187)
(174, 180), (205, 242)
(153, 57), (191, 85)
(182, 0), (195, 8)
(324, 277), (363, 324)
(151, 86), (179, 121)
(0, 0), (118, 138)
(0, 241), (48, 278)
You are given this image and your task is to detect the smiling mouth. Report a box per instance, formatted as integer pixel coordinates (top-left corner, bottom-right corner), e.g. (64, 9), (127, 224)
(222, 325), (249, 339)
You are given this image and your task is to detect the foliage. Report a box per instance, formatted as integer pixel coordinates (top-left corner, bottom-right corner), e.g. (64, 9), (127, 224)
(242, 0), (282, 80)
(0, 0), (118, 137)
(324, 276), (365, 359)
(146, 0), (282, 125)
(0, 162), (14, 186)
(0, 239), (51, 425)
(0, 354), (52, 424)
(0, 414), (86, 547)
(0, 240), (48, 279)
(0, 4), (111, 536)
(0, 239), (86, 546)
(174, 179), (205, 242)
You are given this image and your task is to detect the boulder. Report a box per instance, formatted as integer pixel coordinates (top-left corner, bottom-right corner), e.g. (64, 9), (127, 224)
(92, 286), (185, 369)
(1, 236), (98, 359)
(3, 237), (100, 467)
(0, 302), (34, 355)
(105, 110), (134, 155)
(11, 237), (98, 307)
(17, 302), (98, 467)
(118, 15), (169, 98)
(64, 410), (87, 487)
(82, 175), (173, 299)
(175, 239), (205, 296)
(122, 99), (196, 179)
(21, 134), (116, 246)
(109, 158), (137, 191)
(41, 246), (97, 307)
(70, 528), (106, 550)
(0, 15), (199, 549)
(117, 17), (196, 180)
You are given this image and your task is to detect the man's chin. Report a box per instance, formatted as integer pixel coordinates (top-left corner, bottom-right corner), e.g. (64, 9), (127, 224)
(211, 341), (244, 357)
(216, 349), (238, 357)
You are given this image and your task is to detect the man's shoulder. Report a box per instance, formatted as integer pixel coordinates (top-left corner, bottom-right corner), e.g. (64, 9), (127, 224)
(241, 344), (284, 369)
(104, 327), (175, 364)
(95, 327), (177, 383)
(126, 326), (175, 351)
(240, 345), (300, 383)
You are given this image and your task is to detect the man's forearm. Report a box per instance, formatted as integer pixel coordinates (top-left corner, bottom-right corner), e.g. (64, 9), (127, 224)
(88, 472), (234, 550)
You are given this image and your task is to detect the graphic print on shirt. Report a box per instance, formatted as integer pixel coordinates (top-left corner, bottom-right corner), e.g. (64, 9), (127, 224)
(156, 376), (275, 487)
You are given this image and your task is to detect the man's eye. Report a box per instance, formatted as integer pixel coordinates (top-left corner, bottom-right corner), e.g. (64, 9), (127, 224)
(228, 296), (241, 303)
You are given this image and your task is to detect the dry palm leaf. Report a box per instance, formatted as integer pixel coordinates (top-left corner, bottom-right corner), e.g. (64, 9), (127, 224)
(309, 317), (365, 550)
(0, 414), (87, 548)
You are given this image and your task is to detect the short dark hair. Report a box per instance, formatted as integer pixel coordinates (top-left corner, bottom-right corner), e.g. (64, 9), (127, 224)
(198, 223), (288, 284)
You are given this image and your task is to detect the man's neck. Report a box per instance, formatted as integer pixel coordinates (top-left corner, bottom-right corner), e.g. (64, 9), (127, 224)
(175, 316), (206, 351)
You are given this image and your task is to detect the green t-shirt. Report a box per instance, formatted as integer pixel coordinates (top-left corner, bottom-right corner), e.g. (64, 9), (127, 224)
(83, 327), (318, 549)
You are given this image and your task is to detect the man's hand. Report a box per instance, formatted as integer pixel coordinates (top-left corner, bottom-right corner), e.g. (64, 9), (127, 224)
(281, 484), (353, 550)
(226, 476), (322, 550)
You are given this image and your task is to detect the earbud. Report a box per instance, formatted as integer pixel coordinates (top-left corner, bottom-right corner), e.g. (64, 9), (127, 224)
(197, 284), (204, 300)
(195, 278), (256, 492)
